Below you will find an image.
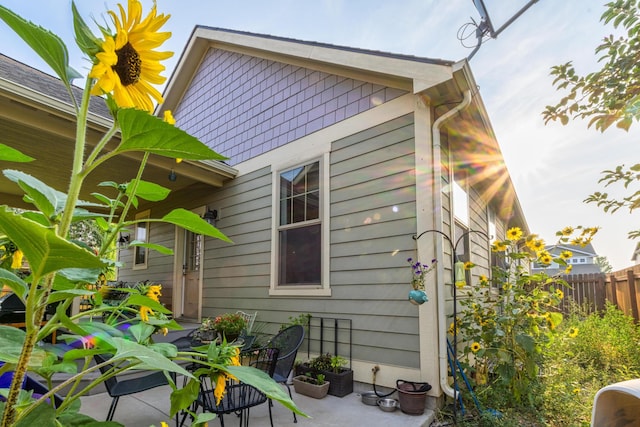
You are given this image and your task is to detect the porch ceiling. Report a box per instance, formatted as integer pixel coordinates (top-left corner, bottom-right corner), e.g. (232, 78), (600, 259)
(0, 93), (236, 211)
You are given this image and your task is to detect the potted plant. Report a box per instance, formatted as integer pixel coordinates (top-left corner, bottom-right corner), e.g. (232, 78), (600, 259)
(292, 373), (330, 399)
(196, 313), (247, 343)
(298, 353), (354, 397)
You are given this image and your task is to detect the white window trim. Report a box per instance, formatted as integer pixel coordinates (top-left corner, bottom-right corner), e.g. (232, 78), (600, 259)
(269, 152), (331, 296)
(132, 209), (150, 270)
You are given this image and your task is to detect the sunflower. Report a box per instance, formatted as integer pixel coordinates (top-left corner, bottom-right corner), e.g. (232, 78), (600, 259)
(564, 264), (573, 274)
(10, 249), (23, 269)
(139, 305), (153, 322)
(470, 342), (481, 353)
(146, 284), (162, 302)
(555, 289), (564, 300)
(506, 227), (523, 241)
(559, 250), (573, 260)
(526, 238), (544, 252)
(491, 240), (508, 252)
(568, 327), (579, 338)
(90, 0), (173, 112)
(538, 251), (552, 265)
(560, 226), (574, 236)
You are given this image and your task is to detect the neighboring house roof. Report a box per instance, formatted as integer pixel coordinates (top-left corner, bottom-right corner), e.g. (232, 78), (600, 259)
(0, 53), (236, 209)
(532, 243), (602, 274)
(158, 26), (528, 232)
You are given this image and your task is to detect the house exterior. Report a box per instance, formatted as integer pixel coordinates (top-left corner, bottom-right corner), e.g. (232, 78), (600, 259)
(115, 27), (528, 402)
(632, 242), (640, 265)
(0, 26), (528, 406)
(531, 243), (601, 275)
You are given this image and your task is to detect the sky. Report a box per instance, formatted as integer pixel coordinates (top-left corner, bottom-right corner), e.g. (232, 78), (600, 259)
(0, 1), (637, 270)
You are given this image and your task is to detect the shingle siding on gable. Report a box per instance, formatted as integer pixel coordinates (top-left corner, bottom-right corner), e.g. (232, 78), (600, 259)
(174, 49), (408, 165)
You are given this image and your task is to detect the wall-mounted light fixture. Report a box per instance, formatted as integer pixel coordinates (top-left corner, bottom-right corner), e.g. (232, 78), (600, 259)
(117, 233), (130, 248)
(168, 169), (177, 182)
(202, 208), (218, 225)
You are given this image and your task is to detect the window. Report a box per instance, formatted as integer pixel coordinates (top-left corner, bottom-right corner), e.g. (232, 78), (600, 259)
(453, 181), (469, 226)
(133, 210), (150, 270)
(271, 156), (329, 296)
(278, 161), (321, 286)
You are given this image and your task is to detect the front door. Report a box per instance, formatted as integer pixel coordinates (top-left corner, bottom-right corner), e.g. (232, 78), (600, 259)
(182, 230), (202, 320)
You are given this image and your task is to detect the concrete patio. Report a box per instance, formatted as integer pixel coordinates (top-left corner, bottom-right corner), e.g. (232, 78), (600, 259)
(79, 381), (435, 427)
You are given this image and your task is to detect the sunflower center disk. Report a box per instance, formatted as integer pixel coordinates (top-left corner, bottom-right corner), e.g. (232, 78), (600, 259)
(114, 42), (142, 86)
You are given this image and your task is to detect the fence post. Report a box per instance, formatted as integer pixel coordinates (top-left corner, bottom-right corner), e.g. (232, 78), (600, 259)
(629, 269), (640, 322)
(608, 273), (618, 307)
(595, 274), (605, 312)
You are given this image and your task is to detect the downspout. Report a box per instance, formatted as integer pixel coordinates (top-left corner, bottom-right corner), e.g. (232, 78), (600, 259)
(432, 89), (472, 398)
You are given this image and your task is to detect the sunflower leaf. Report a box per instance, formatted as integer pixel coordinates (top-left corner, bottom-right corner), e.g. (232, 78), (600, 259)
(0, 144), (34, 162)
(162, 208), (232, 243)
(126, 179), (171, 202)
(71, 1), (101, 58)
(0, 207), (104, 278)
(116, 109), (228, 161)
(0, 5), (80, 88)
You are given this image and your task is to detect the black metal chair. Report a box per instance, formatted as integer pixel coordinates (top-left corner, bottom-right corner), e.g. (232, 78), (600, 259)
(267, 325), (305, 423)
(93, 354), (173, 422)
(195, 346), (280, 427)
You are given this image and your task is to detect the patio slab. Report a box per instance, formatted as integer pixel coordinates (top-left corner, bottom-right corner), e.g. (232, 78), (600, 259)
(79, 381), (435, 426)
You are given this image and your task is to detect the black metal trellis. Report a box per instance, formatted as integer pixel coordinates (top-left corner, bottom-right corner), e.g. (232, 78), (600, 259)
(306, 316), (352, 369)
(413, 229), (489, 423)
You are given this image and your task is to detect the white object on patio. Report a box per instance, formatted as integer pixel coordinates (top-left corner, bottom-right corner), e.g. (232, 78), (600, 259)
(591, 378), (640, 426)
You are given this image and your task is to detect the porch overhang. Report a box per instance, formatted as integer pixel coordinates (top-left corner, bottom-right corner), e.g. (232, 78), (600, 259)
(0, 74), (237, 210)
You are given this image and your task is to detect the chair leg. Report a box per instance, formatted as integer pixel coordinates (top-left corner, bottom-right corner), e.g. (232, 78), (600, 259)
(268, 399), (274, 427)
(106, 396), (119, 421)
(284, 383), (297, 423)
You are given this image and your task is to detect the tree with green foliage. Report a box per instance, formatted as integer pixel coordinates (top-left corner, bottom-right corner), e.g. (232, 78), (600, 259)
(595, 255), (613, 273)
(544, 0), (640, 239)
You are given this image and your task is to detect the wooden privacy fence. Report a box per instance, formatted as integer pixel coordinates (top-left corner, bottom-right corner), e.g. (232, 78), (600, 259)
(605, 265), (640, 321)
(550, 265), (640, 322)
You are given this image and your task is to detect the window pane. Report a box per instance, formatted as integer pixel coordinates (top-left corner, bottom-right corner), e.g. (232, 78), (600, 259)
(291, 166), (305, 195)
(307, 190), (319, 220)
(280, 173), (292, 198)
(307, 162), (319, 191)
(279, 161), (320, 225)
(280, 197), (291, 225)
(279, 224), (321, 285)
(135, 247), (147, 265)
(292, 195), (305, 222)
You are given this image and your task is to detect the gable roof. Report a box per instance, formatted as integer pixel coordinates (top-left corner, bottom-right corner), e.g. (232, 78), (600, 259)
(0, 54), (236, 209)
(546, 243), (598, 258)
(158, 27), (527, 231)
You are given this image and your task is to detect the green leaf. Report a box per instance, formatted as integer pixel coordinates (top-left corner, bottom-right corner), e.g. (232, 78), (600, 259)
(71, 1), (102, 59)
(162, 209), (232, 243)
(0, 326), (46, 366)
(116, 109), (228, 161)
(14, 401), (56, 427)
(4, 169), (60, 219)
(46, 289), (94, 304)
(0, 207), (105, 278)
(516, 333), (536, 354)
(126, 180), (171, 202)
(126, 294), (171, 314)
(57, 412), (123, 427)
(3, 171), (104, 220)
(129, 241), (173, 255)
(0, 5), (80, 88)
(128, 322), (155, 343)
(110, 338), (193, 378)
(170, 378), (200, 416)
(56, 268), (101, 286)
(0, 269), (28, 298)
(0, 144), (34, 162)
(226, 365), (308, 418)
